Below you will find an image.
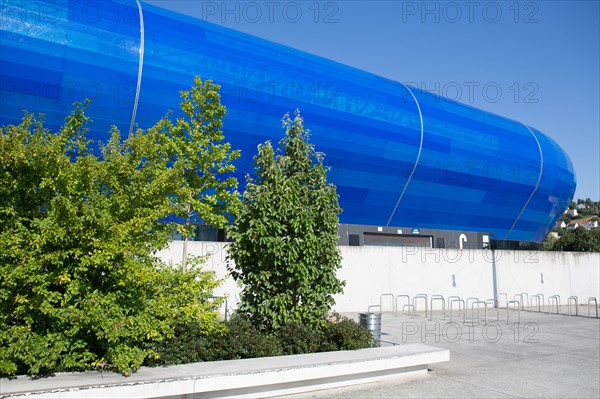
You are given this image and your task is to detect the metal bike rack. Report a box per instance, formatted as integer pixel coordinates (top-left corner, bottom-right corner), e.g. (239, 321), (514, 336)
(395, 295), (411, 316)
(532, 294), (544, 312)
(367, 304), (382, 313)
(412, 294), (428, 318)
(514, 294), (525, 311)
(588, 297), (599, 318)
(468, 300), (487, 325)
(466, 297), (479, 310)
(499, 293), (508, 308)
(380, 293), (395, 314)
(507, 300), (521, 324)
(448, 296), (461, 316)
(449, 299), (465, 323)
(486, 299), (499, 321)
(430, 295), (446, 321)
(567, 296), (578, 316)
(519, 293), (530, 310)
(548, 295), (560, 314)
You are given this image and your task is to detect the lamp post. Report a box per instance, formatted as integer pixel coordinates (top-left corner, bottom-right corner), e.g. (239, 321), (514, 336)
(490, 233), (498, 308)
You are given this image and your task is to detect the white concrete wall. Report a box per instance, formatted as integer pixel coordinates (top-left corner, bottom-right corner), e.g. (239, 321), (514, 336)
(157, 241), (239, 304)
(495, 250), (600, 307)
(333, 247), (494, 312)
(157, 243), (600, 313)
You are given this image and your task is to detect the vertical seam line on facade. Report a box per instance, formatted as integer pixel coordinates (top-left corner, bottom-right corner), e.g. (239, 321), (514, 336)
(386, 83), (424, 226)
(504, 124), (544, 240)
(129, 0), (145, 137)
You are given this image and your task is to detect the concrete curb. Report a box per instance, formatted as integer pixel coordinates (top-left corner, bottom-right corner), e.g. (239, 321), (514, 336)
(0, 344), (449, 398)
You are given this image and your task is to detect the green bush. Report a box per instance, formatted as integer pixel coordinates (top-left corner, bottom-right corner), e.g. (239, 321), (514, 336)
(145, 321), (215, 366)
(148, 313), (376, 366)
(322, 314), (377, 350)
(0, 76), (236, 376)
(275, 323), (323, 355)
(215, 315), (283, 360)
(148, 315), (282, 366)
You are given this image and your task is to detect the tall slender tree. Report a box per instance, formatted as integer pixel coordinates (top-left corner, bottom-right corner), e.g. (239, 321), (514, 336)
(160, 77), (241, 271)
(227, 110), (344, 331)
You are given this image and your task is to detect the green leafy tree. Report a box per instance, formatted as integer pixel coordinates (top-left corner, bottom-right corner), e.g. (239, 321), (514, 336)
(0, 77), (236, 376)
(227, 110), (344, 331)
(541, 234), (558, 251)
(550, 228), (600, 252)
(162, 77), (240, 271)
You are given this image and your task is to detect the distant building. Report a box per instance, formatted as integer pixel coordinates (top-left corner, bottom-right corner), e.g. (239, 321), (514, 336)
(557, 221), (567, 229)
(566, 209), (579, 217)
(580, 219), (599, 230)
(566, 222), (579, 231)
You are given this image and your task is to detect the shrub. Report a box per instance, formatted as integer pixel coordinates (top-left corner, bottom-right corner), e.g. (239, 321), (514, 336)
(148, 315), (282, 366)
(148, 313), (376, 367)
(275, 323), (323, 355)
(214, 315), (283, 360)
(322, 314), (377, 351)
(0, 76), (236, 376)
(145, 321), (217, 367)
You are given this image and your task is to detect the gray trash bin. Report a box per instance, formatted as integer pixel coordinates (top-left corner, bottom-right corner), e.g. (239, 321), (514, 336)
(359, 312), (381, 341)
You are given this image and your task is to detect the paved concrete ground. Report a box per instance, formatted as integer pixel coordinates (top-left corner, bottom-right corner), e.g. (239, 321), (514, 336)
(280, 309), (600, 399)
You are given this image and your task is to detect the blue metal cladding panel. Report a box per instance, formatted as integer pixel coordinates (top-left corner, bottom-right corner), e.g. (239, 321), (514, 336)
(507, 128), (577, 242)
(0, 0), (576, 242)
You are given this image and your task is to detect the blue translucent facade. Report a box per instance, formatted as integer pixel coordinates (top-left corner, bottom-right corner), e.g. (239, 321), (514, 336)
(0, 0), (576, 242)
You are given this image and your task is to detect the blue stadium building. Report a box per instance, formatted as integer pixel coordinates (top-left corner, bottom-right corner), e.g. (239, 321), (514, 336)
(0, 0), (576, 247)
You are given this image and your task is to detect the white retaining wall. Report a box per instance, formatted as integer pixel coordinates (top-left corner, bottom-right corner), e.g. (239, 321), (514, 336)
(495, 250), (600, 307)
(157, 242), (600, 312)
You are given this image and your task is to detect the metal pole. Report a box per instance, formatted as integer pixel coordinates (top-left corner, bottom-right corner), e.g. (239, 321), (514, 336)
(491, 239), (498, 308)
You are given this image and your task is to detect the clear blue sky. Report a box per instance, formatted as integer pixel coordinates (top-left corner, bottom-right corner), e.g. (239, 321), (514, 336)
(147, 0), (599, 201)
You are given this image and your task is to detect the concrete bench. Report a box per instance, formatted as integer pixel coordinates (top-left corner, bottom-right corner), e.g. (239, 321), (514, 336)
(0, 344), (449, 398)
